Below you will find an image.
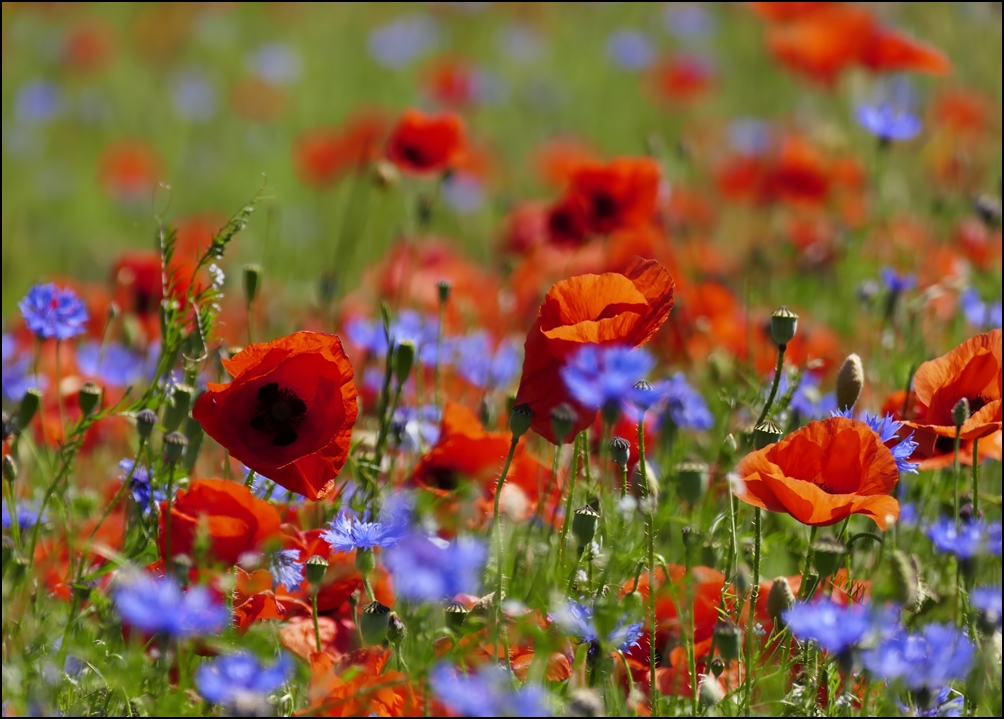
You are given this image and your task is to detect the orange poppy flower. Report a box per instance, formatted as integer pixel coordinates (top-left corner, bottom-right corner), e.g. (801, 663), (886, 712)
(420, 54), (479, 107)
(193, 332), (358, 500)
(159, 478), (282, 565)
(650, 55), (714, 104)
(294, 111), (389, 188)
(736, 417), (901, 530)
(515, 257), (675, 443)
(901, 330), (1003, 460)
(858, 26), (951, 76)
(764, 4), (874, 86)
(303, 648), (424, 717)
(564, 157), (662, 236)
(748, 2), (829, 21)
(97, 139), (164, 203)
(385, 108), (466, 176)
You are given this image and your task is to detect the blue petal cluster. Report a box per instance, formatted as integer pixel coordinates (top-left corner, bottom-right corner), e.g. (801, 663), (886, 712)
(383, 534), (487, 602)
(959, 287), (1003, 331)
(856, 104), (922, 142)
(971, 587), (1002, 629)
(367, 14), (439, 68)
(561, 345), (655, 413)
(880, 267), (917, 295)
(832, 409), (919, 475)
(656, 372), (715, 430)
(606, 31), (655, 71)
(76, 342), (145, 388)
(453, 333), (520, 391)
(391, 405), (442, 452)
(195, 652), (293, 705)
(18, 284), (89, 341)
(2, 501), (45, 531)
(345, 310), (445, 367)
(321, 494), (412, 553)
(2, 334), (44, 402)
(268, 549), (305, 592)
(926, 518), (1003, 559)
(430, 663), (550, 717)
(119, 459), (158, 515)
(783, 599), (876, 654)
(551, 600), (643, 653)
(114, 574), (228, 637)
(862, 623), (975, 691)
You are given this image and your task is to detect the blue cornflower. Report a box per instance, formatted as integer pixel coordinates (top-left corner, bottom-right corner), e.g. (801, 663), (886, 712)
(171, 70), (217, 123)
(550, 600), (643, 653)
(664, 4), (716, 40)
(391, 405), (441, 452)
(959, 287), (1002, 330)
(655, 372), (715, 430)
(606, 31), (655, 71)
(454, 333), (520, 391)
(383, 534), (487, 602)
(344, 310), (443, 367)
(898, 687), (964, 717)
(15, 80), (63, 124)
(783, 599), (875, 654)
(321, 494), (412, 553)
(19, 284), (89, 341)
(862, 623), (975, 691)
(246, 44), (301, 86)
(2, 501), (45, 531)
(880, 268), (917, 295)
(430, 663), (551, 717)
(268, 550), (304, 592)
(926, 518), (1002, 559)
(442, 173), (486, 213)
(1, 335), (43, 402)
(834, 410), (919, 475)
(367, 14), (439, 68)
(971, 587), (1002, 629)
(856, 104), (922, 142)
(113, 573), (228, 637)
(728, 118), (772, 157)
(195, 652), (293, 706)
(119, 459), (158, 514)
(76, 342), (145, 388)
(561, 345), (655, 416)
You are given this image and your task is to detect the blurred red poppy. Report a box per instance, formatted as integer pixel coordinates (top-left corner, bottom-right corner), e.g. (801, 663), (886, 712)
(386, 109), (466, 176)
(304, 648), (425, 717)
(193, 332), (358, 500)
(97, 139), (164, 203)
(565, 157), (662, 236)
(294, 111), (388, 188)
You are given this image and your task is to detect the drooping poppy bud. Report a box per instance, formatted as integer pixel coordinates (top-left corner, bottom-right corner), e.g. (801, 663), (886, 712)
(767, 576), (795, 626)
(835, 353), (864, 412)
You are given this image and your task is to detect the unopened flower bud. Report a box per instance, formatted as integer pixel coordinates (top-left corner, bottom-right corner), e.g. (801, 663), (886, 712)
(135, 408), (158, 439)
(163, 384), (194, 433)
(17, 388), (42, 430)
(812, 535), (847, 579)
(675, 460), (709, 506)
(78, 382), (102, 416)
(394, 341), (416, 386)
(360, 601), (391, 645)
(770, 306), (799, 347)
(734, 563), (752, 596)
(243, 263), (262, 306)
(3, 456), (17, 484)
(767, 577), (795, 626)
(874, 550), (921, 609)
(835, 353), (864, 412)
(952, 397), (970, 429)
(509, 403), (534, 439)
(550, 403), (577, 445)
(572, 505), (600, 549)
(163, 431), (188, 464)
(437, 280), (451, 305)
(722, 433), (738, 455)
(355, 547), (376, 576)
(1, 413), (15, 443)
(388, 611), (407, 646)
(753, 420), (783, 450)
(373, 159), (399, 189)
(305, 555), (328, 586)
(632, 379), (656, 411)
(713, 619), (742, 661)
(710, 657), (726, 679)
(444, 600), (469, 631)
(609, 436), (631, 469)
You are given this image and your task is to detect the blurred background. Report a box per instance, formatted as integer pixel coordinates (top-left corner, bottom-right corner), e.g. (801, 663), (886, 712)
(1, 2), (1001, 317)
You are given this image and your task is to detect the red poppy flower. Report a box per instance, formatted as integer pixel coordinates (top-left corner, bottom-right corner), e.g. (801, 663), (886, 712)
(159, 478), (282, 565)
(304, 648), (424, 717)
(858, 26), (951, 76)
(193, 332), (359, 500)
(764, 4), (874, 85)
(515, 257), (675, 443)
(650, 55), (715, 104)
(294, 111), (388, 188)
(420, 55), (479, 107)
(565, 157), (662, 236)
(902, 330), (1003, 461)
(385, 108), (466, 176)
(735, 417), (901, 530)
(98, 139), (164, 203)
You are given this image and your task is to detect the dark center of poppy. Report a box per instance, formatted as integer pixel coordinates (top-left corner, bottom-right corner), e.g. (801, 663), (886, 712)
(250, 382), (307, 447)
(591, 192), (618, 220)
(426, 467), (459, 492)
(402, 144), (427, 167)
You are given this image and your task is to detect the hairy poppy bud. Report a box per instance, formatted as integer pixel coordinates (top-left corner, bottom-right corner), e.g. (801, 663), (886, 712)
(952, 397), (970, 429)
(714, 619), (742, 661)
(388, 611), (407, 646)
(394, 341), (416, 386)
(163, 431), (188, 464)
(78, 382), (102, 417)
(3, 456), (17, 484)
(770, 306), (799, 347)
(572, 505), (600, 549)
(243, 263), (262, 305)
(753, 420), (783, 450)
(444, 600), (469, 631)
(163, 384), (194, 433)
(17, 388), (42, 431)
(135, 408), (158, 440)
(355, 547), (376, 576)
(675, 460), (709, 506)
(812, 535), (847, 579)
(609, 436), (631, 469)
(835, 354), (864, 413)
(360, 601), (391, 645)
(550, 403), (577, 445)
(305, 555), (328, 586)
(767, 577), (795, 626)
(735, 563), (752, 596)
(437, 280), (451, 305)
(509, 403), (534, 439)
(874, 550), (921, 609)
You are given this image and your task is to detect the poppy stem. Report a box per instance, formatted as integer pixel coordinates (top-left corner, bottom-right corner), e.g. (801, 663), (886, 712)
(797, 526), (818, 602)
(637, 414), (658, 717)
(312, 591), (322, 653)
(755, 345), (786, 429)
(620, 465), (629, 498)
(557, 433), (583, 571)
(971, 438), (980, 520)
(744, 507), (762, 717)
(164, 463), (177, 574)
(492, 436), (519, 660)
(243, 468), (256, 489)
(952, 426), (962, 532)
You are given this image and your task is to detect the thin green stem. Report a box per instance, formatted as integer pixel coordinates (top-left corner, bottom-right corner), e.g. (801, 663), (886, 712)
(243, 468), (257, 489)
(637, 414), (658, 716)
(952, 426), (962, 531)
(971, 438), (980, 520)
(557, 433), (583, 568)
(798, 526), (818, 601)
(312, 592), (322, 653)
(744, 507), (762, 717)
(755, 345), (787, 428)
(164, 462), (178, 573)
(492, 436), (519, 662)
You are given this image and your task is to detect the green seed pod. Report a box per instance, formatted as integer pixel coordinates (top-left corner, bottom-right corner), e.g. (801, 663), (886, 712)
(609, 436), (631, 469)
(675, 460), (709, 506)
(163, 431), (189, 464)
(509, 403), (534, 439)
(770, 306), (799, 347)
(835, 353), (864, 413)
(17, 388), (42, 430)
(78, 382), (102, 417)
(572, 505), (600, 549)
(163, 384), (194, 433)
(437, 280), (451, 305)
(3, 455), (17, 484)
(753, 420), (783, 450)
(305, 555), (328, 586)
(444, 600), (469, 631)
(243, 263), (263, 305)
(632, 379), (656, 411)
(360, 601), (391, 645)
(710, 657), (726, 679)
(713, 619), (743, 661)
(394, 341), (416, 386)
(135, 408), (158, 440)
(550, 403), (577, 446)
(812, 535), (847, 579)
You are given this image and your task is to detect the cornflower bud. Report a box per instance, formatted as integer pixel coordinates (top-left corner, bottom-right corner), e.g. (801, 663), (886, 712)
(770, 306), (799, 347)
(509, 403), (534, 439)
(243, 263), (262, 305)
(835, 353), (864, 413)
(78, 382), (102, 416)
(360, 601), (391, 645)
(394, 341), (416, 386)
(952, 397), (970, 429)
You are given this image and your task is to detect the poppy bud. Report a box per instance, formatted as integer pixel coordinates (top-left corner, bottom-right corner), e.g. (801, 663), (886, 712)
(394, 341), (416, 386)
(974, 194), (1001, 228)
(766, 577), (795, 626)
(3, 456), (17, 484)
(550, 403), (577, 445)
(675, 460), (709, 506)
(444, 599), (469, 631)
(734, 563), (752, 596)
(509, 403), (534, 439)
(135, 408), (158, 440)
(566, 688), (605, 718)
(437, 280), (451, 305)
(360, 601), (391, 645)
(710, 657), (726, 679)
(811, 535), (847, 579)
(373, 160), (400, 189)
(355, 547), (376, 576)
(714, 619), (742, 661)
(609, 436), (631, 469)
(874, 550), (920, 609)
(835, 353), (864, 413)
(958, 501), (978, 524)
(164, 384), (194, 433)
(753, 420), (783, 450)
(572, 505), (600, 549)
(17, 388), (42, 431)
(722, 433), (738, 455)
(770, 306), (799, 347)
(681, 525), (706, 565)
(632, 379), (656, 411)
(305, 555), (328, 586)
(2, 412), (14, 442)
(388, 611), (407, 647)
(952, 397), (970, 429)
(78, 382), (102, 417)
(163, 431), (188, 464)
(243, 263), (262, 305)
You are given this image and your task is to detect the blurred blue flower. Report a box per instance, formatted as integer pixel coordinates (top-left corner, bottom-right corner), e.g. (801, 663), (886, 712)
(783, 599), (875, 654)
(113, 574), (228, 637)
(496, 24), (543, 63)
(2, 335), (43, 402)
(247, 43), (302, 86)
(2, 501), (45, 531)
(561, 345), (655, 415)
(430, 663), (550, 717)
(655, 372), (715, 430)
(76, 342), (144, 388)
(15, 81), (63, 125)
(19, 283), (89, 341)
(196, 651), (293, 705)
(926, 518), (1002, 559)
(368, 15), (439, 68)
(321, 494), (412, 553)
(606, 31), (655, 71)
(664, 4), (716, 40)
(345, 310), (443, 367)
(171, 70), (217, 122)
(783, 373), (837, 420)
(862, 623), (975, 691)
(856, 104), (922, 142)
(899, 686), (963, 717)
(454, 333), (520, 391)
(391, 404), (441, 451)
(268, 549), (304, 592)
(959, 287), (1002, 330)
(728, 118), (772, 157)
(119, 459), (159, 515)
(441, 173), (485, 213)
(384, 534), (487, 602)
(971, 587), (1002, 628)
(550, 600), (642, 653)
(880, 267), (917, 294)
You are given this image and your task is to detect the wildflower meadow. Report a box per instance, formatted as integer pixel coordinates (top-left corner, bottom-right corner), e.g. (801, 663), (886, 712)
(2, 2), (1003, 717)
